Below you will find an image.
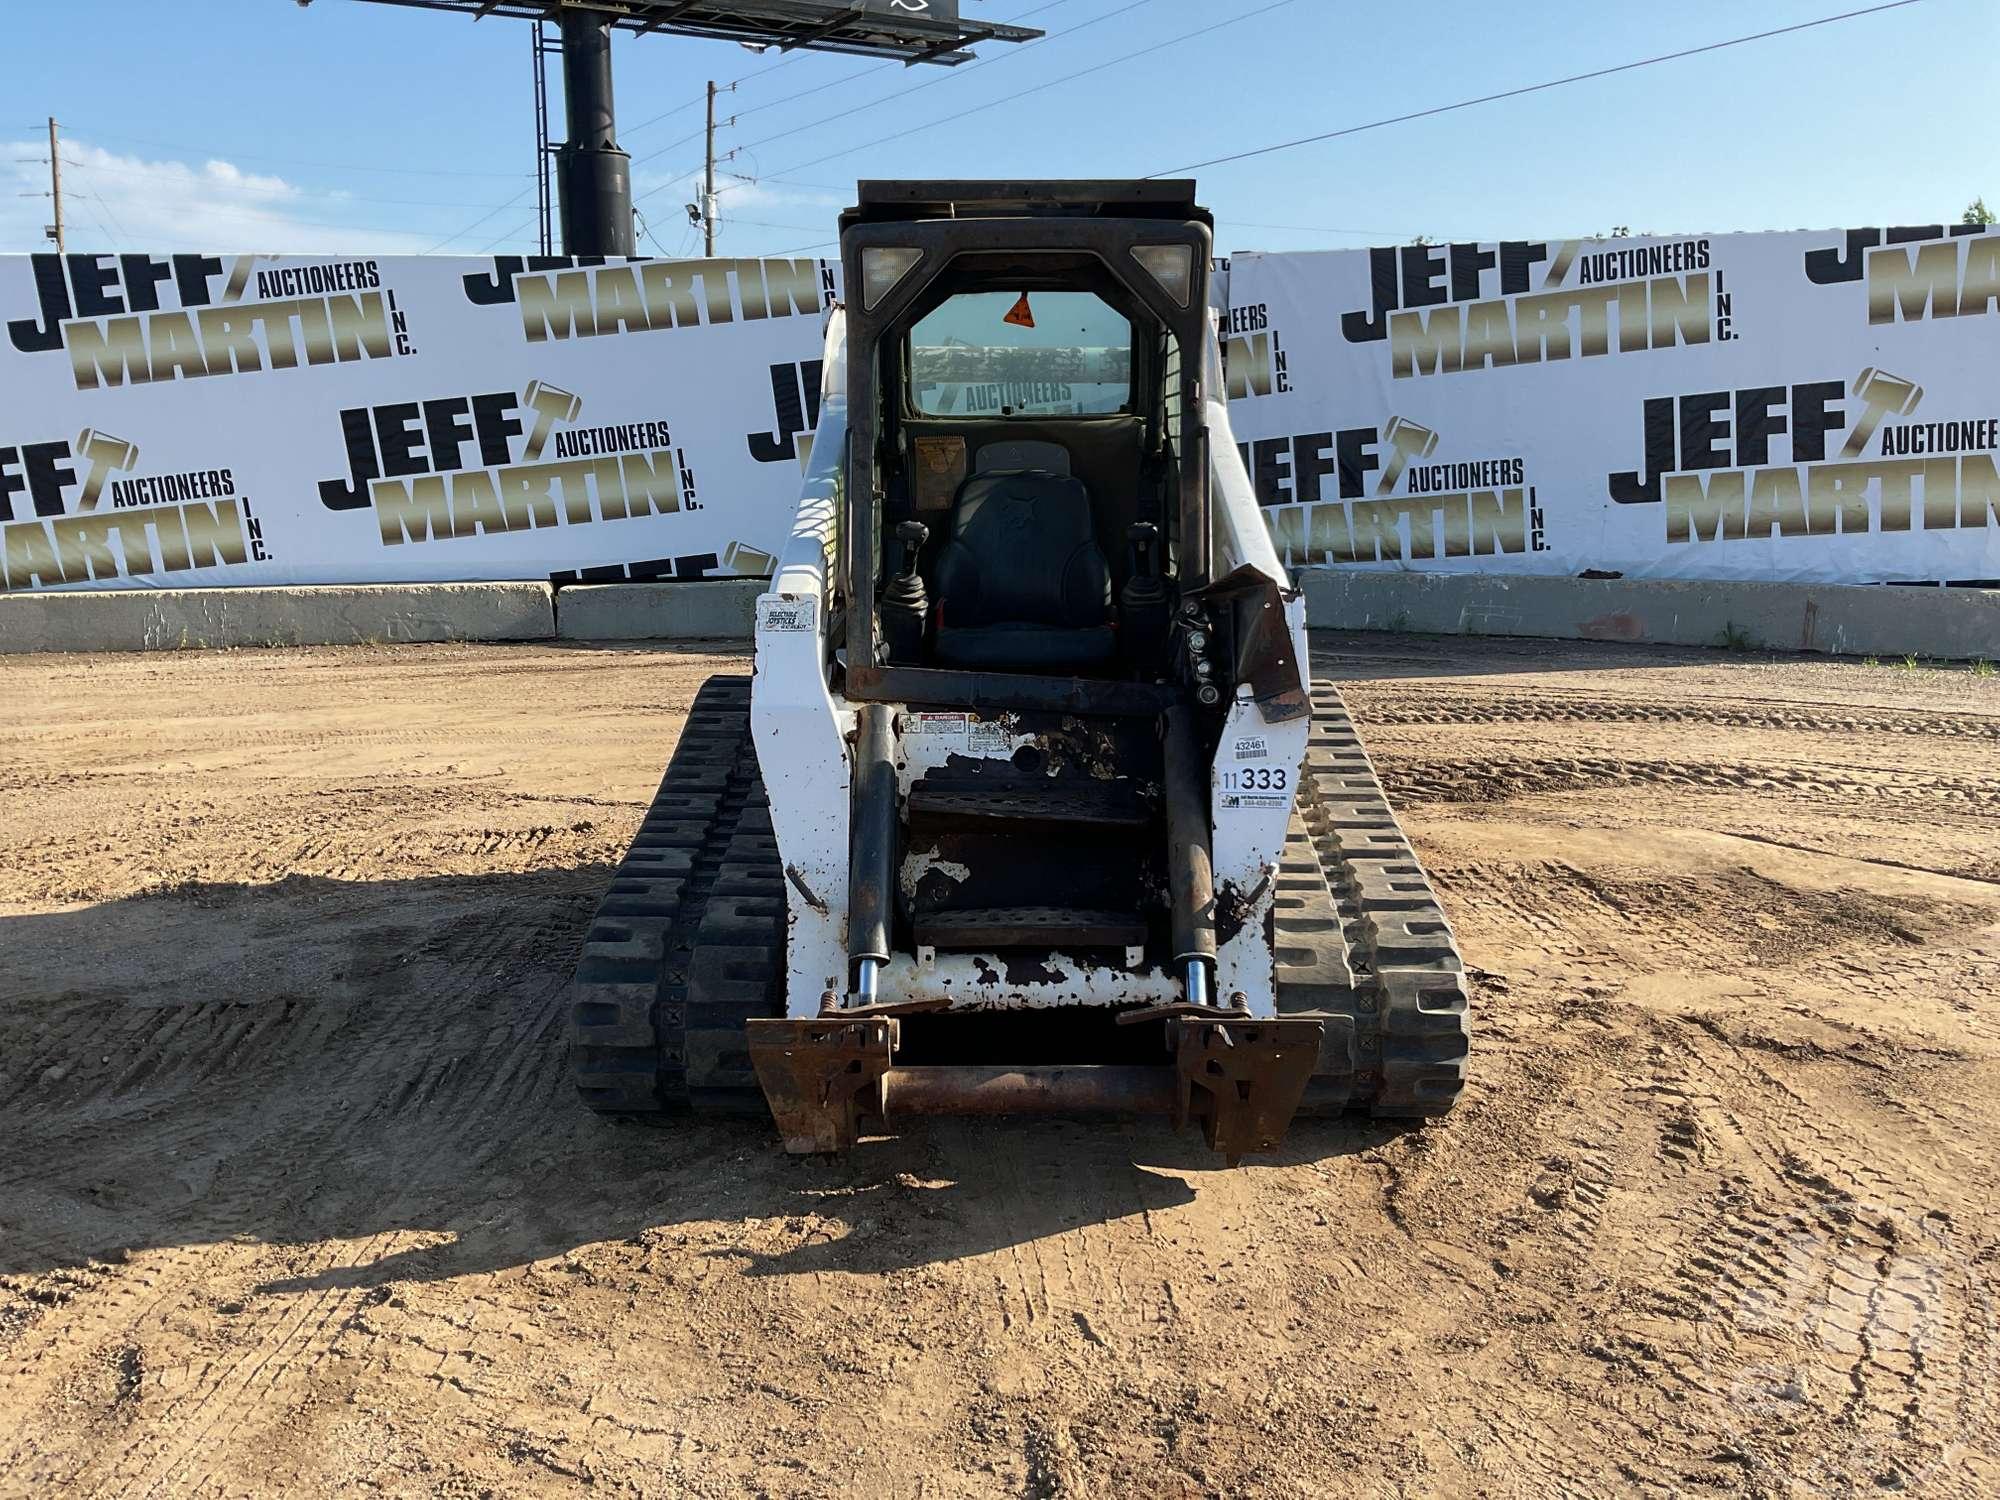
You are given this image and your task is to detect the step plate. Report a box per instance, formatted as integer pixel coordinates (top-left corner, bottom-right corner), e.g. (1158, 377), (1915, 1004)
(908, 775), (1152, 828)
(913, 906), (1148, 950)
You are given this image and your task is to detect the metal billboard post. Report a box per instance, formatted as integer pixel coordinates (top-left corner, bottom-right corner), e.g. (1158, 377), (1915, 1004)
(555, 7), (634, 256)
(329, 3), (1043, 256)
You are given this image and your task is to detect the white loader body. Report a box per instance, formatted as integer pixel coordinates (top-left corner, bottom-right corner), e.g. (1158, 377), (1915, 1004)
(752, 309), (1309, 1021)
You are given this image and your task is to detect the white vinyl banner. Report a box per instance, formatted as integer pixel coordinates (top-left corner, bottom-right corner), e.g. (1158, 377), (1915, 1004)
(0, 252), (835, 592)
(1223, 225), (2000, 584)
(4, 227), (1995, 595)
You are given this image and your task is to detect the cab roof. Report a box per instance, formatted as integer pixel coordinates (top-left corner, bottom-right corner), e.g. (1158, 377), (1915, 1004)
(842, 179), (1209, 230)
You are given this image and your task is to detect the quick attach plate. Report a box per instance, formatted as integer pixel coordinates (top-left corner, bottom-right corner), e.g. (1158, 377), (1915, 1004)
(747, 1018), (897, 1154)
(1170, 1017), (1324, 1164)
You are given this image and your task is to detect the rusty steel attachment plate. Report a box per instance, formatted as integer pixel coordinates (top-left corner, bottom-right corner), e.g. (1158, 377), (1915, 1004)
(1170, 1018), (1325, 1164)
(1115, 1001), (1253, 1028)
(828, 996), (954, 1020)
(747, 1018), (897, 1154)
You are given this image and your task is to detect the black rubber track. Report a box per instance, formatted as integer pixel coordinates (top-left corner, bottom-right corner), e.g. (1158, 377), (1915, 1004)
(1273, 681), (1471, 1118)
(571, 675), (1461, 1121)
(568, 675), (786, 1117)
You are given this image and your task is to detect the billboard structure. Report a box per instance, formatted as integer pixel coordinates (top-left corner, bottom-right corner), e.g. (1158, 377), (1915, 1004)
(327, 2), (1043, 254)
(356, 2), (1025, 62)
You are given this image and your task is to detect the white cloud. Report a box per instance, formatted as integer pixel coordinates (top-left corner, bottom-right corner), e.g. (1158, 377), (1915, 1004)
(1, 139), (466, 256)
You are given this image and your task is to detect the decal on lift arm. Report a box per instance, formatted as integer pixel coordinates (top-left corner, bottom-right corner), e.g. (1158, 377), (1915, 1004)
(1219, 763), (1290, 810)
(757, 595), (815, 632)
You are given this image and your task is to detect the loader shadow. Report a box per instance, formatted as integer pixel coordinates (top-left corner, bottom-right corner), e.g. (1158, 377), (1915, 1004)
(0, 869), (1398, 1295)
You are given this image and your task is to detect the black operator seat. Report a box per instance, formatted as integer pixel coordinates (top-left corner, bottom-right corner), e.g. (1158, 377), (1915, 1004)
(932, 468), (1115, 671)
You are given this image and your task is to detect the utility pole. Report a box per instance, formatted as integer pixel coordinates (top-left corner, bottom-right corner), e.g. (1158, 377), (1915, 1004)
(46, 117), (63, 254)
(704, 79), (720, 256)
(694, 81), (736, 256)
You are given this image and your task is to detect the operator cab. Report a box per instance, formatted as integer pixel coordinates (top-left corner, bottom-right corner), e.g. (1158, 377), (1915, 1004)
(839, 181), (1214, 713)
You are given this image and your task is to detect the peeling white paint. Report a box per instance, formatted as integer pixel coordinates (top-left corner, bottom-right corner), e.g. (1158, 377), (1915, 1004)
(900, 849), (971, 906)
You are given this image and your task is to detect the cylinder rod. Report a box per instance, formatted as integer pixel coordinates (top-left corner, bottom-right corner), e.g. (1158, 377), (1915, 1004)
(881, 1066), (1177, 1118)
(1163, 705), (1218, 974)
(847, 705), (898, 992)
(1184, 958), (1212, 1009)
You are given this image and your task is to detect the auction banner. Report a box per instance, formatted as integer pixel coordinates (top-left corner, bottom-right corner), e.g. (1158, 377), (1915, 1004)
(1223, 225), (1999, 584)
(0, 252), (833, 592)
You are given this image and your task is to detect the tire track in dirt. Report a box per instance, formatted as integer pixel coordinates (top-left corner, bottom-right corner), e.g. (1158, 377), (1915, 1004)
(1380, 753), (2000, 813)
(1344, 685), (2000, 741)
(1635, 1012), (1999, 1496)
(5, 638), (1998, 1497)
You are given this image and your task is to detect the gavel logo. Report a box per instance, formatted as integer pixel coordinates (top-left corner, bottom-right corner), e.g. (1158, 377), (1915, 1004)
(74, 429), (140, 512)
(521, 379), (583, 461)
(721, 541), (777, 577)
(1378, 415), (1439, 494)
(1840, 367), (1924, 459)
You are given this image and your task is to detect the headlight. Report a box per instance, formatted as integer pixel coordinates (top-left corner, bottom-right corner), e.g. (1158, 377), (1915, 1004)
(861, 247), (922, 310)
(1132, 244), (1194, 308)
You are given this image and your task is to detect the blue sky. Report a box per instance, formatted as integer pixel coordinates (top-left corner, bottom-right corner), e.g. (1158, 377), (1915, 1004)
(1, 0), (1990, 259)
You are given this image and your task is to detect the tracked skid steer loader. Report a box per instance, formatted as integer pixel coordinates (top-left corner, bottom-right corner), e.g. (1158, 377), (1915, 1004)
(569, 181), (1470, 1160)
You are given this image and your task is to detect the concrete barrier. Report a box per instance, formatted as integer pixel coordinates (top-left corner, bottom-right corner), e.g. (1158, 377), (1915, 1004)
(1298, 569), (2000, 659)
(555, 578), (764, 641)
(6, 573), (1994, 660)
(0, 582), (555, 655)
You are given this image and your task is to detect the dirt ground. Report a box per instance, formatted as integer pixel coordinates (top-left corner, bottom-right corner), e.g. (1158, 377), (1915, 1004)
(2, 633), (1996, 1499)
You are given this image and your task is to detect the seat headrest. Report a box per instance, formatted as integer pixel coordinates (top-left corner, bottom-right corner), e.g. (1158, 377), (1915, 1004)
(973, 439), (1071, 476)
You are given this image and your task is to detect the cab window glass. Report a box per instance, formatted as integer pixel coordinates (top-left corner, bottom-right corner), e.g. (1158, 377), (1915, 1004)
(909, 291), (1132, 417)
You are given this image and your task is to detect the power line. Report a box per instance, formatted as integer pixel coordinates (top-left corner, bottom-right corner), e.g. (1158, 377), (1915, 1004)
(622, 23), (856, 140)
(635, 205), (675, 258)
(1227, 220), (1424, 238)
(56, 157), (134, 245)
(717, 0), (1080, 128)
(53, 126), (529, 179)
(632, 124), (709, 170)
(67, 190), (122, 252)
(667, 0), (1109, 209)
(68, 197), (441, 236)
(723, 217), (832, 233)
(624, 95), (705, 139)
(1151, 0), (1929, 176)
(473, 210), (544, 255)
(722, 0), (1086, 132)
(724, 170), (845, 193)
(727, 60), (893, 124)
(724, 0), (1302, 196)
(725, 0), (1128, 163)
(429, 183), (538, 253)
(57, 155), (520, 210)
(624, 30), (833, 138)
(56, 152), (501, 241)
